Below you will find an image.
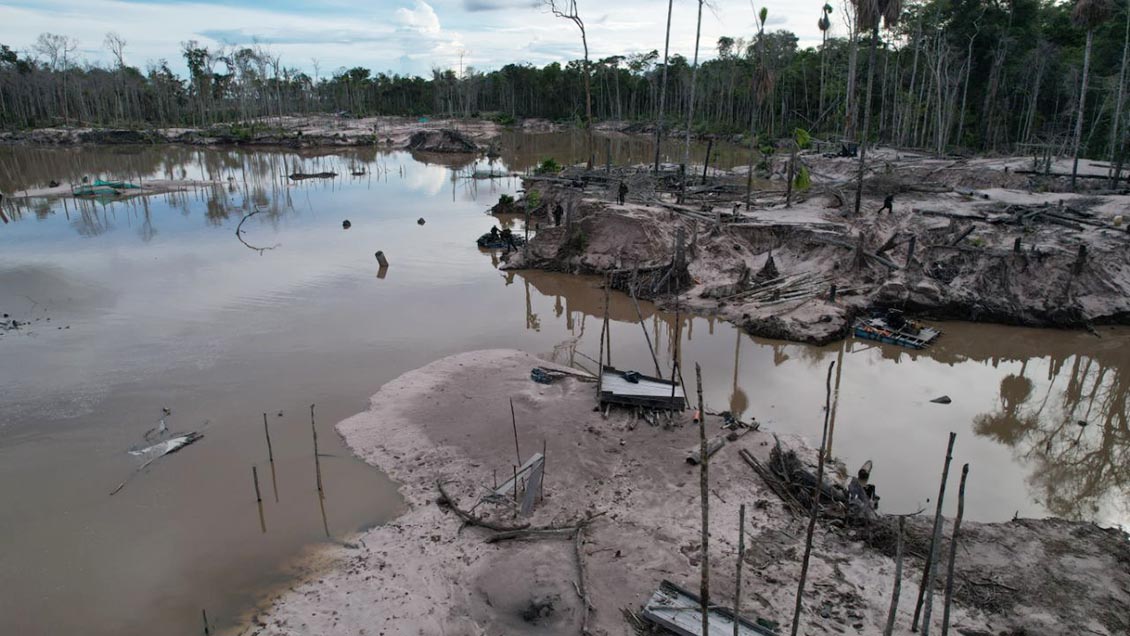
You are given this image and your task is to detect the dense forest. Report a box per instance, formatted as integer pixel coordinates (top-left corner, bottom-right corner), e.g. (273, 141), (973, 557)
(1, 0), (1128, 164)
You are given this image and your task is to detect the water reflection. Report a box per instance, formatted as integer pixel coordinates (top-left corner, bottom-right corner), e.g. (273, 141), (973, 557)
(974, 353), (1129, 521)
(514, 270), (1130, 527)
(1, 142), (1127, 636)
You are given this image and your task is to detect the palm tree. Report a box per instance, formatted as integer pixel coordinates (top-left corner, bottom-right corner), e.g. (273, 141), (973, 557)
(745, 8), (774, 206)
(818, 4), (833, 128)
(852, 0), (902, 216)
(654, 0), (674, 173)
(1070, 0), (1114, 191)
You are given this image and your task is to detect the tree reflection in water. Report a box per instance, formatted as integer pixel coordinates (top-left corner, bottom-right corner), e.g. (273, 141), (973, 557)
(974, 354), (1129, 522)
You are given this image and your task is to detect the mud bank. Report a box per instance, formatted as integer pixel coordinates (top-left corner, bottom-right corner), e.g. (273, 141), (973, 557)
(0, 115), (500, 151)
(237, 349), (1128, 636)
(502, 150), (1130, 344)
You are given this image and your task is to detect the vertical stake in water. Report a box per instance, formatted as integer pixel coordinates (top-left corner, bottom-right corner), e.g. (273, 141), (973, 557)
(201, 609), (210, 635)
(262, 413), (274, 463)
(510, 397), (521, 465)
(311, 404), (324, 496)
(252, 465), (262, 503)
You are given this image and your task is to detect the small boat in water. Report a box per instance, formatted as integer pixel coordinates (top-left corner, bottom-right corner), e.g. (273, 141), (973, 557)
(853, 309), (941, 349)
(476, 231), (526, 249)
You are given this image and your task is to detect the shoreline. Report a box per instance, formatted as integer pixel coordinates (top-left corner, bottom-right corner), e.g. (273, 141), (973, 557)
(236, 349), (1129, 636)
(0, 115), (509, 149)
(502, 151), (1130, 345)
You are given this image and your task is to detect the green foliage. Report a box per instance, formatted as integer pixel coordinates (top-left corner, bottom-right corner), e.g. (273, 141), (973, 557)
(793, 127), (811, 149)
(794, 165), (811, 191)
(526, 189), (541, 209)
(498, 194), (515, 206)
(564, 228), (588, 253)
(534, 158), (562, 175)
(494, 113), (517, 125)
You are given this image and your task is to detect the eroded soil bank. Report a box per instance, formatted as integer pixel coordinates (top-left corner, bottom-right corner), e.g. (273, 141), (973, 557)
(503, 150), (1130, 344)
(238, 349), (1129, 636)
(0, 115), (499, 150)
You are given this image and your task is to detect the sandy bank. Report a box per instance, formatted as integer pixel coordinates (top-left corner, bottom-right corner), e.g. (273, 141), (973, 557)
(0, 115), (501, 151)
(6, 178), (222, 200)
(237, 349), (1128, 636)
(502, 151), (1130, 344)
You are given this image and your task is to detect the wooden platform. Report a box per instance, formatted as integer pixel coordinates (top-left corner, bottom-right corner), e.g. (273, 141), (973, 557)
(599, 366), (687, 410)
(641, 580), (779, 636)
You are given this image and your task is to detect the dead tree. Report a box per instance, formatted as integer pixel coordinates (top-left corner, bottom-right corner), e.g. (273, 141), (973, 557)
(545, 0), (594, 166)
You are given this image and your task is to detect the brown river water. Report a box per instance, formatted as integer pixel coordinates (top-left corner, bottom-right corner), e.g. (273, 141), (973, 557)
(0, 133), (1127, 636)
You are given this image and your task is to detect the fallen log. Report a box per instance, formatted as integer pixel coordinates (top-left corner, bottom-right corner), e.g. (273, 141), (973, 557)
(686, 435), (726, 465)
(435, 480), (530, 532)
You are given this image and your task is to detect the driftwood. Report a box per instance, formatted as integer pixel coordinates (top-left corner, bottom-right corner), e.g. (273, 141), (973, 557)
(738, 448), (805, 517)
(686, 435), (726, 465)
(235, 209), (281, 254)
(435, 480), (530, 532)
(485, 511), (606, 543)
(288, 171), (337, 180)
(575, 526), (593, 635)
(110, 431), (204, 496)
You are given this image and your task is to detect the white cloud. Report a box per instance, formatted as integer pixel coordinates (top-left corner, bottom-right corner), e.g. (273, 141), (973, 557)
(0, 0), (839, 78)
(396, 0), (442, 34)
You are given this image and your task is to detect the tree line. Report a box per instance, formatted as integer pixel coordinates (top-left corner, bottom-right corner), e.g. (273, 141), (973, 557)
(1, 0), (1128, 168)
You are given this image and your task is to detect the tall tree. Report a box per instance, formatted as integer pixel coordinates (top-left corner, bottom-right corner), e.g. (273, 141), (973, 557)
(818, 3), (834, 126)
(545, 0), (594, 165)
(684, 0), (706, 169)
(1109, 0), (1129, 185)
(654, 0), (675, 172)
(1070, 0), (1114, 190)
(852, 0), (902, 216)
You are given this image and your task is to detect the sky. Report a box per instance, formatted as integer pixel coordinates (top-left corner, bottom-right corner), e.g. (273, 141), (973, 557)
(0, 0), (840, 78)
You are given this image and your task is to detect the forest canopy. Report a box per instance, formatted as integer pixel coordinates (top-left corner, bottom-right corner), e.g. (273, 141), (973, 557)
(1, 0), (1128, 161)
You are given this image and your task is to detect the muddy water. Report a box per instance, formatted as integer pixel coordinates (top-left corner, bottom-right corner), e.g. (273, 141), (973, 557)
(0, 136), (1127, 635)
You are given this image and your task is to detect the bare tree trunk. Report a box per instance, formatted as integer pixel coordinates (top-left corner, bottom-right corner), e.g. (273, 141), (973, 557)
(684, 0), (705, 170)
(853, 29), (879, 216)
(1071, 29), (1095, 191)
(1110, 3), (1130, 186)
(653, 0), (674, 174)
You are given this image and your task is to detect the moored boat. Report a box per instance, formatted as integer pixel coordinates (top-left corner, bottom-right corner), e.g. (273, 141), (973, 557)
(853, 309), (941, 349)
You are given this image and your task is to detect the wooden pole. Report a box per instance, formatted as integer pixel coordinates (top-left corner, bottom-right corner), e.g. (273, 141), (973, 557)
(252, 465), (262, 503)
(941, 464), (970, 636)
(629, 272), (663, 378)
(669, 298), (682, 414)
(262, 413), (274, 463)
(734, 503), (746, 636)
(603, 275), (612, 368)
(913, 431), (957, 633)
(540, 439), (547, 502)
(883, 515), (906, 636)
(202, 609), (210, 635)
(696, 362), (710, 636)
(790, 360), (837, 636)
(597, 278), (609, 398)
(311, 404), (324, 495)
(510, 397), (522, 465)
(512, 464), (518, 503)
(702, 138), (714, 184)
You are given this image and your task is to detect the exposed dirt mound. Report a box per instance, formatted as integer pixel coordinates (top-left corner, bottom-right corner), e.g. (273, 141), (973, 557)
(405, 128), (479, 153)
